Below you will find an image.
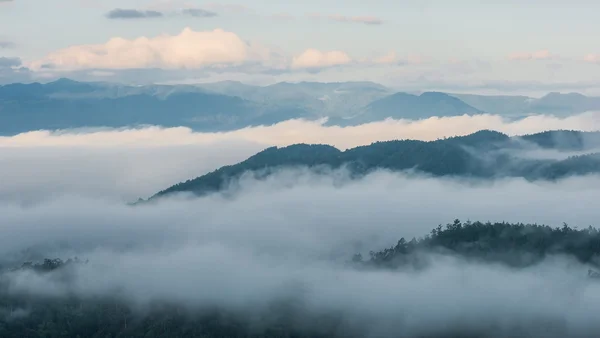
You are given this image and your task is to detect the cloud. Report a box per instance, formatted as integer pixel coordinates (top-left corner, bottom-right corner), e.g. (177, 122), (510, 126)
(0, 41), (15, 49)
(309, 13), (383, 25)
(28, 28), (269, 71)
(584, 54), (600, 64)
(328, 14), (383, 25)
(269, 13), (295, 20)
(203, 3), (250, 13)
(106, 7), (218, 19)
(4, 167), (600, 337)
(508, 49), (553, 61)
(372, 52), (424, 65)
(291, 48), (352, 70)
(0, 140), (263, 203)
(106, 8), (163, 19)
(2, 112), (600, 151)
(180, 8), (217, 17)
(0, 56), (21, 68)
(373, 51), (399, 64)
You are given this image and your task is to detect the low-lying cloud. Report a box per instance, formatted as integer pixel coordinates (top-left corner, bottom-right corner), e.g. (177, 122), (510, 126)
(2, 112), (599, 150)
(3, 168), (600, 337)
(2, 111), (600, 336)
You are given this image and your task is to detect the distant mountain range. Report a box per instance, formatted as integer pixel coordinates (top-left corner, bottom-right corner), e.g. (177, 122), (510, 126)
(452, 92), (600, 117)
(2, 78), (600, 134)
(327, 91), (483, 126)
(145, 130), (600, 201)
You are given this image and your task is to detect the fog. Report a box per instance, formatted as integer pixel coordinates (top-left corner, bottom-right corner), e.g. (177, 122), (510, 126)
(0, 141), (264, 203)
(2, 113), (600, 337)
(2, 168), (600, 336)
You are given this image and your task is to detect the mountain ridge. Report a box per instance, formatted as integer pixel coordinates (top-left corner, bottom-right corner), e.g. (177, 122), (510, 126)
(3, 79), (600, 135)
(144, 129), (600, 202)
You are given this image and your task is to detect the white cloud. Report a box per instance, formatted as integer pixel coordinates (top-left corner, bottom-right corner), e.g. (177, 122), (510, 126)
(371, 52), (424, 65)
(584, 54), (600, 64)
(28, 28), (270, 71)
(508, 49), (553, 61)
(291, 48), (352, 70)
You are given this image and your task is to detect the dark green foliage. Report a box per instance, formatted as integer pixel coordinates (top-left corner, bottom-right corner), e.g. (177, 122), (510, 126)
(154, 144), (343, 198)
(365, 220), (600, 269)
(148, 130), (600, 200)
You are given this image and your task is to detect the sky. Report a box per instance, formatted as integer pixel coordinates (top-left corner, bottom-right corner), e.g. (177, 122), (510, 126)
(2, 0), (600, 94)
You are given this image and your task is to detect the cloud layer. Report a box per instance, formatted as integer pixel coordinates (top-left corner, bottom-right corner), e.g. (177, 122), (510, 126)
(1, 111), (600, 336)
(5, 113), (599, 150)
(4, 168), (600, 337)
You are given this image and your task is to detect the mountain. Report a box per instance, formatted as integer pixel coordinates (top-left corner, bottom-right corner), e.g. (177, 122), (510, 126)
(450, 92), (600, 117)
(448, 93), (532, 117)
(147, 130), (600, 201)
(197, 80), (392, 117)
(3, 78), (600, 135)
(0, 79), (312, 135)
(0, 79), (394, 135)
(530, 92), (600, 115)
(332, 91), (483, 125)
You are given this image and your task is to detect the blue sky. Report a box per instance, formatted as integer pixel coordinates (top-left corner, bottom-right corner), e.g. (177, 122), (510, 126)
(1, 0), (600, 95)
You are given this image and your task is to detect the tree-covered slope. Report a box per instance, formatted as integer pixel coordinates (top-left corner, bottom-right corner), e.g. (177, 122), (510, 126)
(148, 130), (600, 200)
(363, 219), (600, 269)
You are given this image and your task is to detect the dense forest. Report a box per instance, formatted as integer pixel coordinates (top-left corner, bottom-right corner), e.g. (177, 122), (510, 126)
(1, 220), (599, 337)
(147, 130), (600, 200)
(361, 219), (600, 269)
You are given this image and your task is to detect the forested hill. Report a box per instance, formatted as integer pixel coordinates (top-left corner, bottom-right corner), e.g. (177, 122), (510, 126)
(362, 219), (600, 269)
(148, 130), (600, 200)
